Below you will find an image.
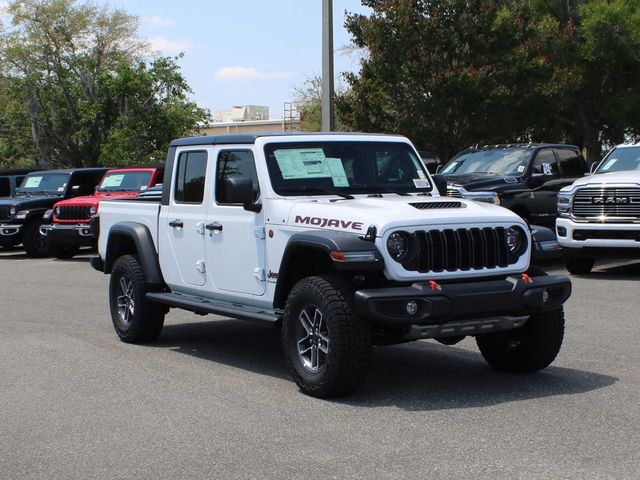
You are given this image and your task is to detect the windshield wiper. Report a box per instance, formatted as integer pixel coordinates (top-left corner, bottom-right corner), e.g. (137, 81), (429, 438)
(281, 186), (354, 199)
(358, 185), (410, 196)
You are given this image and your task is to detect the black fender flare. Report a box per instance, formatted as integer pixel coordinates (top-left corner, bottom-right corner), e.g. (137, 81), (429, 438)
(104, 222), (164, 287)
(272, 230), (383, 309)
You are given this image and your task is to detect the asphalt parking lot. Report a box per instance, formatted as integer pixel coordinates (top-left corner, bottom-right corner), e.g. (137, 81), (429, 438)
(1, 250), (639, 479)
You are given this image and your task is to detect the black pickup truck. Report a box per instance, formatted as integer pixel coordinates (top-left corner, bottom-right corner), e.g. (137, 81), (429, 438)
(441, 144), (588, 226)
(0, 168), (107, 255)
(0, 169), (38, 198)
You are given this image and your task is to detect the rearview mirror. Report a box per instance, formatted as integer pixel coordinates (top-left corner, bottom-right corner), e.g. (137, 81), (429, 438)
(431, 174), (448, 196)
(224, 177), (261, 213)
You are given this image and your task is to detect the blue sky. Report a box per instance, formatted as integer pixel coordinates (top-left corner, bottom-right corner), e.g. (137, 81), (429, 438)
(108, 0), (371, 118)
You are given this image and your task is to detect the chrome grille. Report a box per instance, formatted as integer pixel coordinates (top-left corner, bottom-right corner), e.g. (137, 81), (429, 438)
(0, 206), (12, 222)
(56, 205), (92, 221)
(405, 227), (512, 273)
(573, 188), (640, 218)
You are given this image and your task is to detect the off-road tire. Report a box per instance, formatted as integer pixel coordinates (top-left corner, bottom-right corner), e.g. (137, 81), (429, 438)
(47, 237), (80, 260)
(565, 256), (595, 275)
(476, 307), (564, 373)
(109, 254), (165, 343)
(282, 275), (372, 398)
(23, 220), (49, 258)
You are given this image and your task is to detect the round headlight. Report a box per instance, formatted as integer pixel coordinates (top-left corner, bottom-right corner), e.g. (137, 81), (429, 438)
(55, 206), (61, 216)
(9, 206), (16, 217)
(89, 206), (97, 216)
(387, 231), (413, 262)
(505, 226), (526, 255)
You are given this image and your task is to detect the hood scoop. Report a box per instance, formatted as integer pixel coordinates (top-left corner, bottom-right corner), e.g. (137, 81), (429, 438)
(410, 201), (464, 210)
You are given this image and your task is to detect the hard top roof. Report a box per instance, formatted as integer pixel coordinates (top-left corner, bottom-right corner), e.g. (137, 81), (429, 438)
(169, 132), (402, 147)
(24, 167), (109, 175)
(462, 143), (578, 151)
(0, 168), (39, 176)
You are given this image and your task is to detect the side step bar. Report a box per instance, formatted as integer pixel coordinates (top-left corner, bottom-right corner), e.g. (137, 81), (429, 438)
(146, 292), (281, 324)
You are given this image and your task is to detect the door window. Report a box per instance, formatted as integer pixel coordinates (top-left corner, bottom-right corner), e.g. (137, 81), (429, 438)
(0, 177), (9, 196)
(215, 150), (259, 204)
(175, 151), (208, 204)
(532, 149), (558, 176)
(555, 149), (586, 176)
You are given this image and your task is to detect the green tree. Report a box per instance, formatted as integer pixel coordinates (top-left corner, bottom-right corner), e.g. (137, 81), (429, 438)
(342, 0), (640, 162)
(0, 0), (209, 169)
(293, 75), (352, 132)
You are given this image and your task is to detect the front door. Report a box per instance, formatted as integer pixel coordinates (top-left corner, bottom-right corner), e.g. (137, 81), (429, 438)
(160, 148), (209, 287)
(526, 148), (562, 225)
(206, 148), (266, 296)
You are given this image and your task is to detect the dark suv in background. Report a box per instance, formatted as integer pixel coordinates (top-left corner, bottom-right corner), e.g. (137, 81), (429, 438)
(441, 144), (587, 226)
(0, 169), (38, 198)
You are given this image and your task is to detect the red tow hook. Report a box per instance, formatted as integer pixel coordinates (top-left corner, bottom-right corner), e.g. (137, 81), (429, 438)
(520, 273), (533, 284)
(428, 280), (442, 291)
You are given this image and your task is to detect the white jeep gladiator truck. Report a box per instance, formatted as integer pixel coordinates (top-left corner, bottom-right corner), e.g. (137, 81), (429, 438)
(557, 142), (640, 274)
(91, 133), (571, 397)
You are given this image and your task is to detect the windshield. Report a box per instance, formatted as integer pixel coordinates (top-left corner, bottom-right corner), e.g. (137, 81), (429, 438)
(441, 149), (532, 176)
(16, 173), (70, 195)
(265, 141), (431, 195)
(97, 171), (153, 192)
(596, 147), (640, 173)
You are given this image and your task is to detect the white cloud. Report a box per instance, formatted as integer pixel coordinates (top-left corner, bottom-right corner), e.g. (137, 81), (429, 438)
(214, 66), (293, 81)
(148, 35), (190, 55)
(143, 15), (175, 28)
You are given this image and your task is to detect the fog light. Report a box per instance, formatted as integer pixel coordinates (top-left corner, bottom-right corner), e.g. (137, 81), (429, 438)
(542, 288), (550, 304)
(406, 301), (418, 316)
(557, 226), (567, 237)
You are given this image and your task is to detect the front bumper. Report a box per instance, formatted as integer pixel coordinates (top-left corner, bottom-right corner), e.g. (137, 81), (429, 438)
(0, 224), (23, 238)
(354, 274), (571, 326)
(556, 218), (640, 249)
(41, 223), (96, 247)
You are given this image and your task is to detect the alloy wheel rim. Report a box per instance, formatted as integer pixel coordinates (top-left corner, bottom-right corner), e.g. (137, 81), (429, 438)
(116, 276), (135, 325)
(296, 305), (329, 373)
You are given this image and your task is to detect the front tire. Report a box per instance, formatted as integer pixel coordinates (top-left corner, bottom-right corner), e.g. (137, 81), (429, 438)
(476, 308), (565, 373)
(23, 220), (49, 258)
(565, 256), (595, 275)
(109, 255), (165, 343)
(282, 275), (372, 398)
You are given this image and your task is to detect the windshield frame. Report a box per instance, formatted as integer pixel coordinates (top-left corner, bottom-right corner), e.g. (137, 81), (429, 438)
(15, 172), (71, 195)
(595, 146), (640, 174)
(441, 148), (534, 177)
(264, 140), (433, 196)
(96, 170), (154, 192)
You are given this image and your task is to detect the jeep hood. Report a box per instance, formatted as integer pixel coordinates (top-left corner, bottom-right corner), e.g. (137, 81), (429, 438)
(0, 195), (61, 210)
(564, 170), (640, 191)
(284, 195), (524, 234)
(54, 191), (138, 208)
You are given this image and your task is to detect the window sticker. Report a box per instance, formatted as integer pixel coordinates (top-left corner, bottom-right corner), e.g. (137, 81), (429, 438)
(417, 169), (427, 179)
(24, 176), (42, 188)
(517, 165), (526, 173)
(601, 158), (617, 171)
(542, 163), (553, 175)
(101, 174), (125, 188)
(57, 187), (64, 192)
(326, 157), (349, 187)
(413, 178), (429, 188)
(140, 185), (147, 190)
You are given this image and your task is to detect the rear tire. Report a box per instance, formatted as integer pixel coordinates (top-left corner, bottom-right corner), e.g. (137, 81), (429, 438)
(23, 220), (49, 258)
(282, 275), (372, 398)
(109, 254), (165, 343)
(47, 237), (80, 260)
(565, 256), (595, 275)
(476, 308), (564, 373)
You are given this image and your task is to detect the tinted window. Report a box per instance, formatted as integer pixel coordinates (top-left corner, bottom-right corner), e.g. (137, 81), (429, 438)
(0, 177), (10, 196)
(17, 173), (70, 194)
(441, 149), (531, 176)
(175, 151), (207, 204)
(555, 149), (586, 176)
(532, 149), (558, 175)
(596, 146), (640, 173)
(98, 171), (153, 192)
(216, 150), (259, 204)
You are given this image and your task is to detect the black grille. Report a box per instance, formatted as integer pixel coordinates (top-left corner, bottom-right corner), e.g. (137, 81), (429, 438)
(573, 188), (640, 218)
(446, 187), (462, 198)
(573, 230), (640, 241)
(405, 227), (512, 273)
(410, 202), (463, 209)
(0, 206), (12, 222)
(56, 205), (92, 221)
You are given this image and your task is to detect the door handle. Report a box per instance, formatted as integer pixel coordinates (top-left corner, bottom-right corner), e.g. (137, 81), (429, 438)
(169, 219), (184, 228)
(205, 222), (223, 232)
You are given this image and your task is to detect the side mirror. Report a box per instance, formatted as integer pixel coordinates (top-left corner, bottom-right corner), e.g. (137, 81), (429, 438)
(225, 177), (261, 213)
(431, 174), (448, 196)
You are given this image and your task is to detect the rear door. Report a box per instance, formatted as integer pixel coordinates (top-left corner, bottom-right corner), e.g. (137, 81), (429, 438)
(159, 148), (210, 287)
(205, 147), (266, 296)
